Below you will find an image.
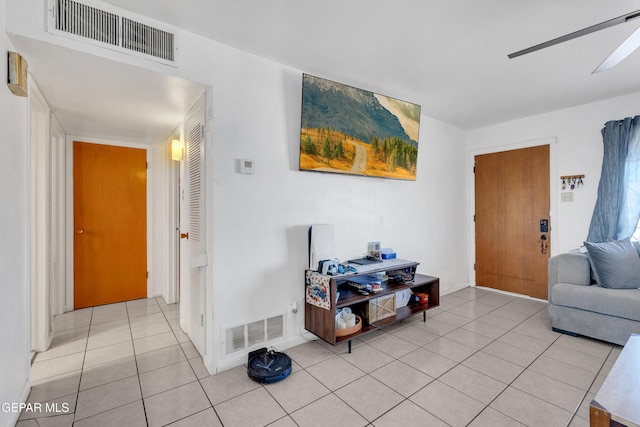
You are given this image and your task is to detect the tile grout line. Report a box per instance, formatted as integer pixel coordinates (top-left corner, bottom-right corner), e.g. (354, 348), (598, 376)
(65, 301), (148, 424)
(398, 299), (546, 426)
(463, 310), (565, 426)
(71, 306), (94, 425)
(336, 295), (577, 426)
(26, 290), (616, 427)
(286, 292), (508, 425)
(450, 302), (610, 426)
(157, 296), (226, 426)
(454, 301), (602, 424)
(564, 345), (616, 426)
(126, 299), (151, 427)
(288, 292), (515, 426)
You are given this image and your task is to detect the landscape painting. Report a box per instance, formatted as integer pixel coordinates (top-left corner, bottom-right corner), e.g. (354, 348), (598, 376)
(299, 74), (421, 180)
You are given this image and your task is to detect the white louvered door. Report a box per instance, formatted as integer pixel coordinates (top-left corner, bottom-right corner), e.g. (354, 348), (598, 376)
(182, 96), (206, 356)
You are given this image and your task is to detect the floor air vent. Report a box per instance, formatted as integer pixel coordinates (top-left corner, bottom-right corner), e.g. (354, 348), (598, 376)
(224, 315), (285, 356)
(50, 0), (177, 64)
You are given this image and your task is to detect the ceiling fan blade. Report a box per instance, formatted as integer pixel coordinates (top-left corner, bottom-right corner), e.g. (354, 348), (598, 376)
(593, 25), (640, 73)
(508, 10), (640, 59)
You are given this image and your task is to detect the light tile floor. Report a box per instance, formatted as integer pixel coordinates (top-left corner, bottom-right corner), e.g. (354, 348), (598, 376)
(17, 288), (622, 427)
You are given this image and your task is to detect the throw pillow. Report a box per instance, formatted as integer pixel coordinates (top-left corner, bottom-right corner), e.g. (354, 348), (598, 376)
(583, 238), (640, 289)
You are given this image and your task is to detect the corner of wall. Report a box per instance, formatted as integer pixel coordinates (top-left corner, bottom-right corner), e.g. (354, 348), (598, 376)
(0, 6), (32, 424)
(440, 281), (471, 296)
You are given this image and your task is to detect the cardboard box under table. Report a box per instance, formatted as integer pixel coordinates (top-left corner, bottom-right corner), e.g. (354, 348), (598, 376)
(366, 294), (396, 322)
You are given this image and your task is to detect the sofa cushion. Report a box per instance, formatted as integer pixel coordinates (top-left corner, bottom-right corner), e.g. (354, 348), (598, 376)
(551, 283), (640, 322)
(584, 238), (640, 289)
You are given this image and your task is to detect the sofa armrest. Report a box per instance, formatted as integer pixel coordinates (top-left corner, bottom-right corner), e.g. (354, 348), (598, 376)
(548, 251), (591, 302)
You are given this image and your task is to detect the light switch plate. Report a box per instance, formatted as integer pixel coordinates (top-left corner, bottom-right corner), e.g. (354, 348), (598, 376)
(561, 192), (574, 202)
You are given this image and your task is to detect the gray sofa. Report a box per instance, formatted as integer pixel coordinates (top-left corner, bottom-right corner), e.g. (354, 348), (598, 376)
(548, 250), (640, 346)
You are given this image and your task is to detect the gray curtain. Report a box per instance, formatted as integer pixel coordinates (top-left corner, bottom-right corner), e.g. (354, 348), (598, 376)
(587, 116), (640, 242)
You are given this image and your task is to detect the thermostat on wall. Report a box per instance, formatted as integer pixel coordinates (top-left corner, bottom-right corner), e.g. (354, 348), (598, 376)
(240, 159), (255, 174)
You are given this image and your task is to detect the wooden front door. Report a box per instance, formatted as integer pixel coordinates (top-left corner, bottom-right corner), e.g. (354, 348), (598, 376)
(475, 145), (550, 299)
(74, 141), (147, 309)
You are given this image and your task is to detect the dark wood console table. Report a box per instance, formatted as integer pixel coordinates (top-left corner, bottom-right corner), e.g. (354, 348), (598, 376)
(304, 260), (440, 352)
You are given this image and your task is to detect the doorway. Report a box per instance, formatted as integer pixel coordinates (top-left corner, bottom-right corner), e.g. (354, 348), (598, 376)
(474, 145), (551, 299)
(73, 141), (148, 308)
(20, 38), (210, 366)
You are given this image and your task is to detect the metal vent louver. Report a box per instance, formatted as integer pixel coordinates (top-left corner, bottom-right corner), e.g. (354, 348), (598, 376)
(246, 320), (265, 347)
(266, 315), (284, 341)
(223, 314), (285, 356)
(56, 0), (118, 45)
(52, 0), (176, 63)
(122, 18), (174, 61)
(225, 325), (246, 354)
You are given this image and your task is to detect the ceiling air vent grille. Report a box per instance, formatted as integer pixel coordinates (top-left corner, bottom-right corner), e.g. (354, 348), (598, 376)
(122, 18), (174, 62)
(50, 0), (177, 64)
(55, 0), (119, 46)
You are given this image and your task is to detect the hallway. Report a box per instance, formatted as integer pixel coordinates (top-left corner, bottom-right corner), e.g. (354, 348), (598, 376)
(18, 297), (209, 426)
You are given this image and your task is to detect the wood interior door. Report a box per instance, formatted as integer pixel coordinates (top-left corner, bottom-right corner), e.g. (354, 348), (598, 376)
(74, 141), (147, 309)
(475, 145), (550, 299)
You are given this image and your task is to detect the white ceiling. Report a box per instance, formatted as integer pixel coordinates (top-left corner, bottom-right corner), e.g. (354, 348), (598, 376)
(10, 35), (207, 145)
(101, 0), (640, 130)
(15, 0), (640, 144)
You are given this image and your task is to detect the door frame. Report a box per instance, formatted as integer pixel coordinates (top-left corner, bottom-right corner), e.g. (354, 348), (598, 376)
(65, 138), (152, 309)
(468, 137), (559, 290)
(29, 78), (53, 352)
(50, 114), (66, 316)
(167, 125), (182, 305)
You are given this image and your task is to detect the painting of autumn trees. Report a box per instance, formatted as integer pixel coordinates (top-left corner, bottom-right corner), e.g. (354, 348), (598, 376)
(299, 74), (421, 180)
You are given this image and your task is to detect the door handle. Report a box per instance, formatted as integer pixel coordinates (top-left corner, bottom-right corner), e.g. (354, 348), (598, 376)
(76, 229), (84, 234)
(180, 232), (189, 239)
(539, 234), (548, 254)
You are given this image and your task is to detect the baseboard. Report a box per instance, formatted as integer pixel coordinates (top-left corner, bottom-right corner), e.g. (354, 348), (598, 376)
(475, 285), (548, 303)
(205, 334), (313, 375)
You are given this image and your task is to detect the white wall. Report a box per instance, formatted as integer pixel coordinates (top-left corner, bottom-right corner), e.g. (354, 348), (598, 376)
(7, 0), (640, 376)
(0, 0), (32, 424)
(197, 52), (470, 370)
(6, 0), (470, 373)
(467, 92), (640, 254)
(162, 28), (471, 370)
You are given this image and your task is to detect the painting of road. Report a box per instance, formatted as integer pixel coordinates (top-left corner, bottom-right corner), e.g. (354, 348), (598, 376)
(299, 74), (421, 180)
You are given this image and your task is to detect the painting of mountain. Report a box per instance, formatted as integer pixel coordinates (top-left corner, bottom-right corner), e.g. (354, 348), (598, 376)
(299, 74), (421, 180)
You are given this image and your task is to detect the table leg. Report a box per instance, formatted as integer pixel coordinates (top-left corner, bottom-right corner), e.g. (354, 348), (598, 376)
(589, 403), (611, 427)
